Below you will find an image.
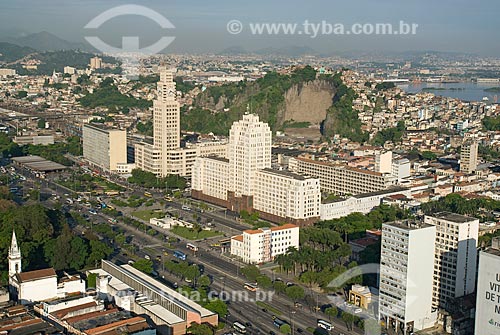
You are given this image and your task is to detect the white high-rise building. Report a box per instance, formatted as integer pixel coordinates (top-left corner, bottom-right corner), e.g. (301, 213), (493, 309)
(475, 237), (500, 335)
(424, 212), (479, 309)
(460, 140), (478, 174)
(228, 114), (272, 197)
(134, 67), (227, 177)
(192, 114), (321, 225)
(154, 69), (180, 153)
(379, 220), (436, 335)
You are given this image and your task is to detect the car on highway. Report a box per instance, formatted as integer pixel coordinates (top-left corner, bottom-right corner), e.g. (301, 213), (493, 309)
(89, 209), (97, 215)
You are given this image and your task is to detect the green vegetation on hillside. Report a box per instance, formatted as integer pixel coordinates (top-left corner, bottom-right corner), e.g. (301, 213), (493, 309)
(136, 120), (153, 136)
(15, 50), (119, 75)
(323, 72), (369, 143)
(482, 115), (500, 131)
(185, 66), (318, 134)
(375, 82), (396, 90)
(479, 144), (500, 160)
(79, 78), (151, 109)
(372, 121), (405, 146)
(181, 107), (238, 136)
(175, 77), (196, 94)
(0, 42), (36, 63)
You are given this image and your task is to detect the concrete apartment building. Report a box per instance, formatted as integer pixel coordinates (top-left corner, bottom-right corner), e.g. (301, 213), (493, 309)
(253, 169), (321, 223)
(82, 124), (127, 172)
(379, 220), (437, 335)
(460, 140), (478, 174)
(423, 212), (479, 309)
(230, 223), (299, 264)
(288, 157), (396, 195)
(475, 237), (500, 335)
(134, 68), (227, 177)
(192, 114), (321, 225)
(91, 260), (217, 335)
(89, 56), (102, 69)
(375, 150), (393, 173)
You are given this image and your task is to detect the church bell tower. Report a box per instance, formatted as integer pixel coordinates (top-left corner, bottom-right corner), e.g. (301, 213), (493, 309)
(8, 230), (21, 277)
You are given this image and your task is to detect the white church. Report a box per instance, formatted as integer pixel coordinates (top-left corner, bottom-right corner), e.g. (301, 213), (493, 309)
(8, 231), (86, 304)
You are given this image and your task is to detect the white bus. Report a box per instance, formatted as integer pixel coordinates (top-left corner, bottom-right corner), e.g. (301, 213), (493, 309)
(186, 243), (199, 252)
(233, 321), (246, 334)
(317, 319), (333, 331)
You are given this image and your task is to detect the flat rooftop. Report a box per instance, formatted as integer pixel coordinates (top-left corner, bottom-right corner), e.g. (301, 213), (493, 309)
(12, 155), (67, 172)
(384, 220), (433, 231)
(259, 168), (312, 181)
(354, 186), (409, 199)
(205, 155), (229, 163)
(484, 248), (500, 257)
(101, 261), (215, 318)
(428, 212), (476, 223)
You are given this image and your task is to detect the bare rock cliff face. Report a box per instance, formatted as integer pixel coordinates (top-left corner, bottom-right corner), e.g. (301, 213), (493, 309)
(280, 80), (336, 125)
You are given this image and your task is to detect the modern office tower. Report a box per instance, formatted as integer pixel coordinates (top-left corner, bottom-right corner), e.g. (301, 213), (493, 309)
(288, 157), (396, 195)
(375, 150), (393, 173)
(228, 113), (272, 197)
(379, 220), (436, 335)
(424, 212), (479, 309)
(89, 56), (102, 69)
(134, 67), (227, 177)
(230, 224), (299, 264)
(460, 140), (478, 174)
(82, 124), (127, 172)
(475, 237), (500, 335)
(192, 114), (321, 225)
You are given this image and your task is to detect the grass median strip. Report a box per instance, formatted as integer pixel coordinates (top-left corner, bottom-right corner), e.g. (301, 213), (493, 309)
(256, 301), (282, 316)
(170, 226), (223, 240)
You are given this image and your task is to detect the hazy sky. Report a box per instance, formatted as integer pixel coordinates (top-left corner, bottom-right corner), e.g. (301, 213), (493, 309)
(0, 0), (499, 55)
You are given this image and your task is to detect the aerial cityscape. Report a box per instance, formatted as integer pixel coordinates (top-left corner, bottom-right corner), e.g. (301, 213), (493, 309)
(0, 1), (500, 335)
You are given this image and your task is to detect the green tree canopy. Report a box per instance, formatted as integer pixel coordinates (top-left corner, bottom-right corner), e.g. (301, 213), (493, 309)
(132, 259), (154, 274)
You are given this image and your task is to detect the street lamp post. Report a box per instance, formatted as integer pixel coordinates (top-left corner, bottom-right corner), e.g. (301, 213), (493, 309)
(288, 306), (296, 335)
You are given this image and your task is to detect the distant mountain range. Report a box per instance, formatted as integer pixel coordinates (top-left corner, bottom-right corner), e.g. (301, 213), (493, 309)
(0, 31), (92, 52)
(0, 42), (36, 63)
(219, 45), (318, 57)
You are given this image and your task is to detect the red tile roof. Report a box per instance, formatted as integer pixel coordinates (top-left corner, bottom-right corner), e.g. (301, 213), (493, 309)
(16, 268), (56, 283)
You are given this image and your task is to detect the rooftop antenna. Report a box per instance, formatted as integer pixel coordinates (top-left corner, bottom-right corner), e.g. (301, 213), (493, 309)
(245, 103), (250, 115)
